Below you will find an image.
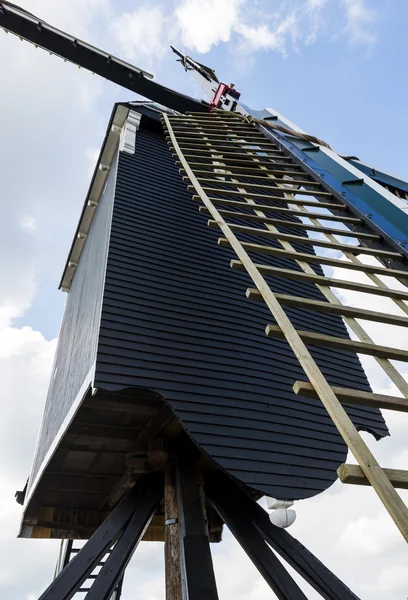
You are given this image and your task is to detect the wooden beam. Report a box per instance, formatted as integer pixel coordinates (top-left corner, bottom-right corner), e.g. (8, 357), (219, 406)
(198, 200), (359, 223)
(207, 471), (360, 600)
(293, 381), (408, 412)
(217, 231), (401, 259)
(199, 184), (332, 197)
(241, 267), (408, 300)
(265, 325), (408, 362)
(165, 467), (182, 600)
(193, 172), (320, 186)
(338, 464), (408, 490)
(175, 154), (299, 168)
(200, 194), (341, 210)
(219, 239), (408, 278)
(271, 292), (408, 327)
(180, 162), (304, 176)
(175, 146), (284, 158)
(205, 210), (377, 239)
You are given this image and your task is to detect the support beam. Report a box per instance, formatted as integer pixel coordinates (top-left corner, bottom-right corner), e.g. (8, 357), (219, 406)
(338, 464), (408, 489)
(206, 471), (360, 600)
(294, 381), (408, 412)
(176, 461), (219, 600)
(265, 325), (408, 362)
(165, 466), (182, 600)
(37, 474), (162, 600)
(208, 486), (308, 599)
(85, 479), (161, 600)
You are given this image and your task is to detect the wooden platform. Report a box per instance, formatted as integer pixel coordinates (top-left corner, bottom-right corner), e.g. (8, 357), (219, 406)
(19, 387), (223, 542)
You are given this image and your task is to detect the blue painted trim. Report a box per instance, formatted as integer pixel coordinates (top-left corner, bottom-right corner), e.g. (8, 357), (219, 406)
(348, 159), (408, 195)
(261, 129), (408, 252)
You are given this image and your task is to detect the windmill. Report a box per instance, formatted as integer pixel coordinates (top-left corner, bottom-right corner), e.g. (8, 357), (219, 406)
(1, 2), (408, 599)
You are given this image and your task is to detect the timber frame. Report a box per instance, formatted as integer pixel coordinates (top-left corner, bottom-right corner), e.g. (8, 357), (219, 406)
(39, 463), (361, 600)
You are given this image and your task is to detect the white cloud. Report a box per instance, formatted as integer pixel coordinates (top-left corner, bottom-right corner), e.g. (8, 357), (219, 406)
(21, 216), (37, 231)
(110, 5), (167, 64)
(175, 0), (246, 53)
(343, 0), (377, 47)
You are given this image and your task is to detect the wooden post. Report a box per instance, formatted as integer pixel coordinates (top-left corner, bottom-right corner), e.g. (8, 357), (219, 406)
(165, 466), (182, 600)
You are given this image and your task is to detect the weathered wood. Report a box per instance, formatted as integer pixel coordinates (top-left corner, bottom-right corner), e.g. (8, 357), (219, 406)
(206, 210), (377, 239)
(175, 153), (301, 168)
(165, 467), (182, 600)
(242, 268), (408, 300)
(293, 381), (408, 412)
(217, 230), (401, 259)
(176, 145), (284, 158)
(165, 113), (408, 542)
(199, 184), (332, 197)
(198, 200), (359, 222)
(219, 239), (408, 278)
(200, 194), (341, 210)
(265, 325), (408, 362)
(338, 464), (408, 489)
(193, 172), (321, 186)
(266, 293), (408, 327)
(180, 161), (304, 176)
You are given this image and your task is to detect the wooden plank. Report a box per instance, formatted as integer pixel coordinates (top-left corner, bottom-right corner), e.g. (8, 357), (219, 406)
(199, 184), (332, 197)
(192, 171), (320, 187)
(175, 154), (299, 168)
(199, 194), (342, 210)
(198, 201), (360, 223)
(216, 228), (401, 259)
(219, 239), (408, 278)
(270, 293), (408, 327)
(205, 210), (377, 239)
(168, 136), (280, 151)
(179, 162), (304, 176)
(164, 113), (408, 542)
(171, 133), (275, 145)
(293, 381), (408, 412)
(165, 467), (182, 600)
(174, 146), (284, 158)
(265, 325), (408, 362)
(338, 464), (408, 490)
(240, 265), (408, 300)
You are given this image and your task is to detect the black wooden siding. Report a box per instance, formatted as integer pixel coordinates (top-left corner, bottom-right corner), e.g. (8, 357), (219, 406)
(29, 153), (118, 486)
(95, 122), (388, 500)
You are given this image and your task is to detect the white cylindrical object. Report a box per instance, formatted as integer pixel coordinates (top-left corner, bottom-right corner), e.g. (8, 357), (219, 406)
(269, 508), (296, 529)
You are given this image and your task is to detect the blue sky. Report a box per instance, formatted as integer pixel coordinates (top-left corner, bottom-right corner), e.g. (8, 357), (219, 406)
(0, 1), (407, 598)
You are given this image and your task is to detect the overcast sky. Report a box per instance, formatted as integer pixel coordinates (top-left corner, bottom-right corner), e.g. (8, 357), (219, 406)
(0, 0), (407, 598)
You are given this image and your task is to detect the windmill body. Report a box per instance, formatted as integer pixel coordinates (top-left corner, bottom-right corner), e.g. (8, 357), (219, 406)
(1, 2), (408, 598)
